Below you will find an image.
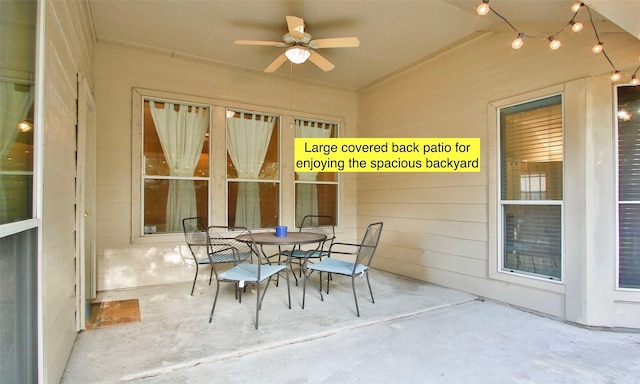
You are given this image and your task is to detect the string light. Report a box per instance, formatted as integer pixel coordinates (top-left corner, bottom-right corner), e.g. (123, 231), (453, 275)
(475, 1), (640, 83)
(570, 20), (583, 32)
(611, 71), (621, 82)
(512, 32), (524, 49)
(477, 1), (490, 16)
(571, 2), (584, 13)
(592, 42), (603, 53)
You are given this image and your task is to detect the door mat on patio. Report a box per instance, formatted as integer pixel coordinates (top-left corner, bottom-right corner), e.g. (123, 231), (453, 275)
(86, 299), (140, 329)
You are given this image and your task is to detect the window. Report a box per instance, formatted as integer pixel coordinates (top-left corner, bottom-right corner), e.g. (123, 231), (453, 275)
(294, 118), (338, 227)
(142, 99), (210, 234)
(617, 85), (640, 289)
(226, 110), (279, 229)
(0, 0), (39, 381)
(0, 89), (34, 225)
(499, 95), (563, 280)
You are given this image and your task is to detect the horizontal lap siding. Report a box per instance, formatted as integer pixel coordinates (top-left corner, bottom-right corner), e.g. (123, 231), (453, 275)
(358, 174), (487, 282)
(44, 1), (95, 382)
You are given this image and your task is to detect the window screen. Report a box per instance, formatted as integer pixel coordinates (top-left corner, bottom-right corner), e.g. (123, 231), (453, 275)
(500, 95), (563, 280)
(617, 85), (640, 289)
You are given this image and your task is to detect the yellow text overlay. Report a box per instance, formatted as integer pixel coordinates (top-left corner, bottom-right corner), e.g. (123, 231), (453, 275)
(295, 138), (480, 172)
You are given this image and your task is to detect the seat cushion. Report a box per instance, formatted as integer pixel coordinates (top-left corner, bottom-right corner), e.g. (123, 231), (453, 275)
(219, 263), (285, 283)
(307, 258), (367, 276)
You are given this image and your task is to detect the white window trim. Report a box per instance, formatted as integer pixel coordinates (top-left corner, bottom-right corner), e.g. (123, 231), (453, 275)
(132, 88), (216, 244)
(488, 85), (566, 293)
(131, 88), (343, 243)
(293, 117), (340, 227)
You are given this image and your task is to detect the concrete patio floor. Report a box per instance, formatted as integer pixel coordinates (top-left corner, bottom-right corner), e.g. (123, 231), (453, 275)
(61, 270), (640, 383)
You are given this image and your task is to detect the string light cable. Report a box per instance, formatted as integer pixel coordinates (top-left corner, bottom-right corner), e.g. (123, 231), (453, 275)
(476, 1), (640, 83)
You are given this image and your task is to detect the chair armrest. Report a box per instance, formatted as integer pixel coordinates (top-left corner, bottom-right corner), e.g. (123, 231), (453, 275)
(328, 241), (361, 257)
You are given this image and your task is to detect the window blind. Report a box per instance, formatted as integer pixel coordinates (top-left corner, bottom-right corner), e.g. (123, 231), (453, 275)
(501, 95), (563, 201)
(617, 85), (640, 288)
(500, 95), (563, 279)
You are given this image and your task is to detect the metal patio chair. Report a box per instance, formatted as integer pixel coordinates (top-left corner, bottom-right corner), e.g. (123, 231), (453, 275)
(182, 217), (215, 296)
(303, 222), (383, 316)
(208, 226), (291, 329)
(279, 215), (335, 286)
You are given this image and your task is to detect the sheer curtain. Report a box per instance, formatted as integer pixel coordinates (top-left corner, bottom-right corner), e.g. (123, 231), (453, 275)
(0, 81), (34, 223)
(295, 120), (334, 226)
(149, 101), (209, 232)
(227, 113), (275, 228)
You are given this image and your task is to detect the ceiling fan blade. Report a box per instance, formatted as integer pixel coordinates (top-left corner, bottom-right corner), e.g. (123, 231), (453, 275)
(264, 53), (288, 73)
(310, 37), (360, 49)
(308, 51), (335, 72)
(286, 16), (305, 39)
(235, 39), (283, 47)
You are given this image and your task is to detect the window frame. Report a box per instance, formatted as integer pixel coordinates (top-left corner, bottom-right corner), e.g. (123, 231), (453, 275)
(615, 84), (640, 291)
(293, 117), (340, 228)
(139, 96), (211, 236)
(131, 89), (341, 243)
(488, 86), (565, 291)
(225, 108), (281, 229)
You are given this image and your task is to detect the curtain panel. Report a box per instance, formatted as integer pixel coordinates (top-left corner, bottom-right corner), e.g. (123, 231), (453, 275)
(294, 119), (334, 226)
(227, 113), (275, 228)
(149, 101), (209, 232)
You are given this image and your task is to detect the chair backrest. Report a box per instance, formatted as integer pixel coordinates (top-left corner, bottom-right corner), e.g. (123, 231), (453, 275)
(355, 222), (384, 268)
(182, 217), (207, 261)
(207, 225), (255, 265)
(299, 215), (336, 250)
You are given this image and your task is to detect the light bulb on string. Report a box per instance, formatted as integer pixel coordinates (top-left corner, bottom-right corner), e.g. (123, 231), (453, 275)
(570, 21), (583, 32)
(477, 1), (490, 16)
(631, 76), (640, 86)
(571, 2), (584, 12)
(549, 36), (561, 50)
(611, 71), (621, 82)
(592, 43), (603, 53)
(511, 33), (524, 49)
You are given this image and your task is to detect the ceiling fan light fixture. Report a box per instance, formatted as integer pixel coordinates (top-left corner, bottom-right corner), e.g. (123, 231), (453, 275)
(285, 46), (311, 64)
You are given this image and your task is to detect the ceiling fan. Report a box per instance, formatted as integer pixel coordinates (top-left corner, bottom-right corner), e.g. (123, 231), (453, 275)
(234, 16), (360, 73)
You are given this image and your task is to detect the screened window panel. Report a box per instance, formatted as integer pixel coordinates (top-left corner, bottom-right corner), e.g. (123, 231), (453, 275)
(617, 86), (640, 201)
(293, 118), (339, 226)
(225, 110), (280, 229)
(295, 183), (337, 227)
(619, 204), (640, 288)
(499, 94), (563, 279)
(227, 181), (279, 229)
(143, 179), (209, 234)
(501, 95), (563, 201)
(142, 100), (210, 234)
(0, 228), (38, 383)
(503, 205), (562, 279)
(617, 85), (640, 288)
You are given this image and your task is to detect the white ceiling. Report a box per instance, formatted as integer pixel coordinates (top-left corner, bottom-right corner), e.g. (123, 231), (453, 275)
(88, 0), (639, 90)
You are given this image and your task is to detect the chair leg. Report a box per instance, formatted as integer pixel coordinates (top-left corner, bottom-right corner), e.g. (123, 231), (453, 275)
(365, 270), (375, 303)
(208, 266), (214, 286)
(209, 280), (221, 323)
(302, 270), (307, 309)
(351, 276), (360, 317)
(302, 269), (323, 310)
(191, 264), (199, 296)
(285, 268), (291, 309)
(255, 280), (262, 329)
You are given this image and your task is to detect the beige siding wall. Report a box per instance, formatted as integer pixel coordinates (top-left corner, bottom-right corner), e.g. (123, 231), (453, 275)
(94, 43), (358, 291)
(358, 28), (640, 326)
(42, 1), (95, 382)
